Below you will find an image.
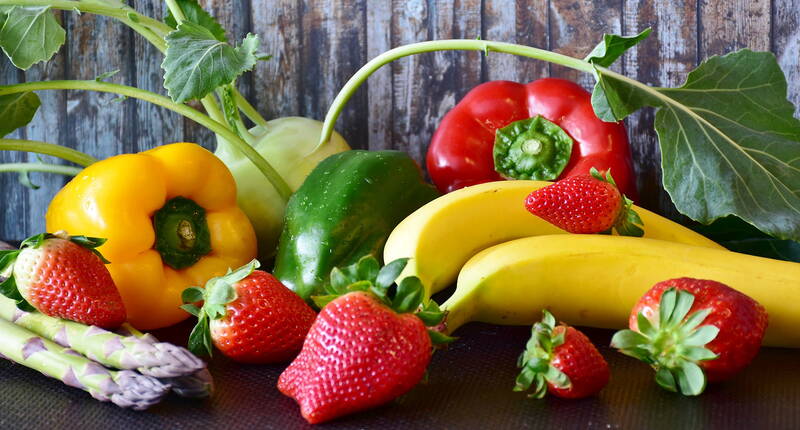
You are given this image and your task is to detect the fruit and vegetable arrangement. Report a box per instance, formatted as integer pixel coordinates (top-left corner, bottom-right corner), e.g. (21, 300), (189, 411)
(0, 0), (799, 425)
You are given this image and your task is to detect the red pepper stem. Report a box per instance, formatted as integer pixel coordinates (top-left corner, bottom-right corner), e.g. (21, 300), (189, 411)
(318, 39), (596, 149)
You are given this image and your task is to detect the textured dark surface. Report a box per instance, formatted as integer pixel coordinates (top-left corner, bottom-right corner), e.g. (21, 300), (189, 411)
(0, 320), (798, 430)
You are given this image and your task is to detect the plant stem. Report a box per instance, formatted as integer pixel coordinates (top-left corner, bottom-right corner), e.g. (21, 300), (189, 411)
(0, 80), (292, 200)
(0, 0), (172, 49)
(318, 39), (595, 147)
(0, 138), (97, 166)
(0, 162), (82, 176)
(234, 88), (268, 127)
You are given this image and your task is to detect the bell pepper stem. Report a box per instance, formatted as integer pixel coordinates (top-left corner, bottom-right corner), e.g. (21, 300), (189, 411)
(0, 162), (82, 176)
(0, 80), (293, 201)
(0, 138), (97, 167)
(318, 39), (599, 149)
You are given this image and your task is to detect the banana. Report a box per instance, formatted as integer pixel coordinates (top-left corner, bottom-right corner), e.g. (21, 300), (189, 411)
(384, 180), (725, 296)
(442, 235), (800, 348)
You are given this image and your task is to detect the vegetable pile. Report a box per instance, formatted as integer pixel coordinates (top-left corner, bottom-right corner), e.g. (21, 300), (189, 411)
(0, 0), (799, 424)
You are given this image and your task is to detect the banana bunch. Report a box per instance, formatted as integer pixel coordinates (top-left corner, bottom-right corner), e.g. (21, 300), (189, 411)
(383, 181), (800, 348)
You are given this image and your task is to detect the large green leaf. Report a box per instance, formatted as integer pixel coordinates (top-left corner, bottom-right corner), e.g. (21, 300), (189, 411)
(0, 6), (65, 70)
(0, 92), (41, 137)
(594, 50), (800, 241)
(164, 0), (227, 42)
(693, 216), (800, 262)
(161, 21), (258, 103)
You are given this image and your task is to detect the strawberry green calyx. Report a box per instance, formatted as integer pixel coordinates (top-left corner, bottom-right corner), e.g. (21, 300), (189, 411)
(312, 255), (454, 345)
(513, 310), (571, 398)
(182, 259), (260, 356)
(611, 288), (719, 396)
(589, 167), (644, 237)
(0, 231), (110, 312)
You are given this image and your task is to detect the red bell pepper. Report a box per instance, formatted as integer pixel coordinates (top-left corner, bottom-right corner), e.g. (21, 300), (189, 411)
(426, 78), (638, 200)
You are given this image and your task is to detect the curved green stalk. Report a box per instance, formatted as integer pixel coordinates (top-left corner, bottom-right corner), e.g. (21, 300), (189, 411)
(0, 80), (292, 200)
(319, 39), (596, 147)
(234, 89), (268, 127)
(0, 138), (97, 166)
(0, 0), (172, 50)
(0, 162), (82, 176)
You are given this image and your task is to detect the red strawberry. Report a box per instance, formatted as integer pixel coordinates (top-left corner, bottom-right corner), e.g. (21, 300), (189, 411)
(612, 278), (768, 395)
(278, 256), (451, 424)
(0, 231), (126, 329)
(525, 167), (643, 236)
(514, 310), (609, 399)
(182, 260), (316, 364)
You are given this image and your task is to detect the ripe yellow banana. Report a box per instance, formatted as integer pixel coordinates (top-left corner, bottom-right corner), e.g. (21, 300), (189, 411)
(442, 235), (800, 348)
(384, 180), (724, 296)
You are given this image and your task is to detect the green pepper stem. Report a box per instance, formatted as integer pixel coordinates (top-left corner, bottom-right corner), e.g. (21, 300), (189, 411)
(0, 80), (292, 201)
(318, 39), (596, 148)
(0, 162), (82, 176)
(0, 138), (97, 166)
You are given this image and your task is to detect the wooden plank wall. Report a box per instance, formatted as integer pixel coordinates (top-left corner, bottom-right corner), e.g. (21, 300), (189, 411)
(1, 0), (798, 240)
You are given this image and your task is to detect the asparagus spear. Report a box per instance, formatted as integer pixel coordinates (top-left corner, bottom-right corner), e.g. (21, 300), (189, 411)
(0, 318), (169, 410)
(0, 295), (204, 378)
(119, 323), (214, 398)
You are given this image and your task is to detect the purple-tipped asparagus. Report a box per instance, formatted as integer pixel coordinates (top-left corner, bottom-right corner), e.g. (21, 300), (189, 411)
(0, 318), (169, 410)
(0, 295), (205, 378)
(119, 323), (214, 398)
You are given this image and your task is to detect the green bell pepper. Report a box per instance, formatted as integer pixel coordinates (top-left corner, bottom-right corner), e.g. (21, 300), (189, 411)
(273, 150), (440, 301)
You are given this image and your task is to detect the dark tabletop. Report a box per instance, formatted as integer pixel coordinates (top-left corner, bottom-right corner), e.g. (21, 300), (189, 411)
(1, 318), (798, 430)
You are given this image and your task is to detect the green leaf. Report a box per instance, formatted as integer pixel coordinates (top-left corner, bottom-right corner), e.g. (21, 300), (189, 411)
(655, 367), (678, 393)
(667, 290), (695, 327)
(427, 329), (456, 345)
(636, 312), (657, 337)
(0, 6), (65, 70)
(585, 29), (652, 122)
(658, 288), (677, 328)
(180, 303), (200, 317)
(0, 92), (41, 138)
(164, 0), (227, 42)
(684, 325), (719, 346)
(356, 255), (380, 283)
(611, 330), (649, 358)
(584, 28), (652, 68)
(68, 235), (107, 249)
(188, 314), (213, 356)
(683, 346), (718, 362)
(392, 276), (424, 313)
(680, 308), (712, 333)
(162, 22), (259, 102)
(329, 267), (349, 291)
(544, 365), (570, 389)
(593, 50), (800, 241)
(693, 216), (800, 262)
(94, 70), (119, 82)
(677, 361), (706, 396)
(181, 286), (204, 304)
(376, 258), (409, 289)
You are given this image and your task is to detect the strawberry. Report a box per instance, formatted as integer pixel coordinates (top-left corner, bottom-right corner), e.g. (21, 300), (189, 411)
(182, 260), (316, 364)
(0, 231), (126, 329)
(278, 256), (452, 424)
(611, 278), (768, 395)
(525, 167), (643, 236)
(514, 310), (609, 399)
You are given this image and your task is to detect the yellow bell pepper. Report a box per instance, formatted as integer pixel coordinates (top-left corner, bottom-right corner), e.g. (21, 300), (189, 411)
(46, 143), (257, 330)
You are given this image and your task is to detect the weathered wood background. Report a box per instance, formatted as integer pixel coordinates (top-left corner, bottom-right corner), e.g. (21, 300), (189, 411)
(1, 0), (798, 241)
